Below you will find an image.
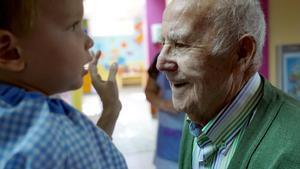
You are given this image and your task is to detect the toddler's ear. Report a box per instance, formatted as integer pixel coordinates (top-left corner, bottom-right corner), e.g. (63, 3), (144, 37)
(0, 30), (25, 72)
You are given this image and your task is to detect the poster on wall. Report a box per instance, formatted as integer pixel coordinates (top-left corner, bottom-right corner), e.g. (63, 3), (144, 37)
(90, 18), (145, 75)
(277, 44), (300, 100)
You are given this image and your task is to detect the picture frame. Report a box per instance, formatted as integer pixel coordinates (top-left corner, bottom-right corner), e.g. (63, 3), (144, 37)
(277, 44), (300, 100)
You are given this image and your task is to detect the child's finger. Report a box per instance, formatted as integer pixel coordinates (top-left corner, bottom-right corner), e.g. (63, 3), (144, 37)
(89, 51), (102, 81)
(108, 63), (118, 82)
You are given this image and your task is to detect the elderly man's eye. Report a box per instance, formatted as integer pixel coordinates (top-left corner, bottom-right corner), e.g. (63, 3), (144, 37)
(174, 42), (189, 48)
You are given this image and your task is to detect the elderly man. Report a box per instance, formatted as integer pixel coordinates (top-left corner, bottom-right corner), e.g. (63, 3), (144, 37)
(156, 0), (300, 169)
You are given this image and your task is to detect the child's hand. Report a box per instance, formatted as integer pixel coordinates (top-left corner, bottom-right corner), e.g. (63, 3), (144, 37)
(89, 50), (121, 112)
(89, 51), (121, 138)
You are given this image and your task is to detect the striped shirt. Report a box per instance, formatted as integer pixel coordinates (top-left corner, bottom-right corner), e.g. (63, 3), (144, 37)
(0, 83), (128, 169)
(189, 73), (263, 169)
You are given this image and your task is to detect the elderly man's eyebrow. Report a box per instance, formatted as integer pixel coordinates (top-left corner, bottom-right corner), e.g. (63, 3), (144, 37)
(163, 35), (182, 45)
(164, 33), (205, 48)
(167, 32), (181, 42)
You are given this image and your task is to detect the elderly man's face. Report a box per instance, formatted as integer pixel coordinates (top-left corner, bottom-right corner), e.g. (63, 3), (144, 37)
(157, 0), (239, 125)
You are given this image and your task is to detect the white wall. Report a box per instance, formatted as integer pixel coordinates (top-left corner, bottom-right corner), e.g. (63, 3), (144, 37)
(83, 0), (145, 36)
(269, 0), (300, 85)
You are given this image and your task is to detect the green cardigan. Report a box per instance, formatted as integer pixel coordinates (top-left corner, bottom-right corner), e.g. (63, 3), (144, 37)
(179, 79), (300, 169)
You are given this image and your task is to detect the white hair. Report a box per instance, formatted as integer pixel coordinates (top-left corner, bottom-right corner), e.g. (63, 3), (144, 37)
(209, 0), (266, 63)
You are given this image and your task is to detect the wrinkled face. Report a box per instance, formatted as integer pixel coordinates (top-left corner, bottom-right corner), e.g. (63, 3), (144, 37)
(17, 0), (93, 95)
(157, 0), (240, 125)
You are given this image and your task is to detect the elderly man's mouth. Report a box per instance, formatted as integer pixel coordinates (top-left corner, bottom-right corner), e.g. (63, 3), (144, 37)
(173, 82), (189, 88)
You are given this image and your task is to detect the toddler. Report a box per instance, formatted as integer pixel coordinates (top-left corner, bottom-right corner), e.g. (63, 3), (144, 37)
(0, 0), (127, 168)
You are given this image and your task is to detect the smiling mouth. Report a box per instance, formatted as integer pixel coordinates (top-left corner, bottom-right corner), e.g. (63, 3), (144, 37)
(83, 63), (89, 71)
(173, 82), (189, 88)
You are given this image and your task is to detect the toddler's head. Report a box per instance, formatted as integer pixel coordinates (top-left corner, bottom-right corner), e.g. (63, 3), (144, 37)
(0, 0), (93, 95)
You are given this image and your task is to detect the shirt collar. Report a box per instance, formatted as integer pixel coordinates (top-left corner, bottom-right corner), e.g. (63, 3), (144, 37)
(0, 82), (74, 115)
(0, 82), (43, 106)
(189, 73), (263, 148)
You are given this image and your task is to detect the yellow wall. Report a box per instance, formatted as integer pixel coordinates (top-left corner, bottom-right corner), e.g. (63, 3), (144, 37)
(269, 0), (300, 86)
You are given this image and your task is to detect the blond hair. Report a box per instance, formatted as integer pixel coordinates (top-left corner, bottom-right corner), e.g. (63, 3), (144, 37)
(0, 0), (37, 35)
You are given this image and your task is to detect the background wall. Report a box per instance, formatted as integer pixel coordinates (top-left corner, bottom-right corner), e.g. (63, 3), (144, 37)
(269, 0), (300, 86)
(145, 0), (166, 65)
(260, 0), (269, 79)
(84, 0), (145, 74)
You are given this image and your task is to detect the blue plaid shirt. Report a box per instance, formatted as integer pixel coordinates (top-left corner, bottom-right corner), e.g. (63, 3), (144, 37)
(0, 83), (128, 169)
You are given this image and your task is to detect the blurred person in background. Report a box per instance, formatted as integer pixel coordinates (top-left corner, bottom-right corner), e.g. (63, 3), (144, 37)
(145, 53), (185, 169)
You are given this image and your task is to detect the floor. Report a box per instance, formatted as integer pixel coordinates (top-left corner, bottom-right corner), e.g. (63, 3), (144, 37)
(83, 86), (158, 169)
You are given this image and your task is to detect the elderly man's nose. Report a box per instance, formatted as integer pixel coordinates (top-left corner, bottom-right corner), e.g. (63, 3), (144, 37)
(156, 58), (178, 72)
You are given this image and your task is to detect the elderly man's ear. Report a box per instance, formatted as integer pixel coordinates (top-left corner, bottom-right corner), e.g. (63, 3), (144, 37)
(0, 30), (25, 72)
(237, 34), (257, 70)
